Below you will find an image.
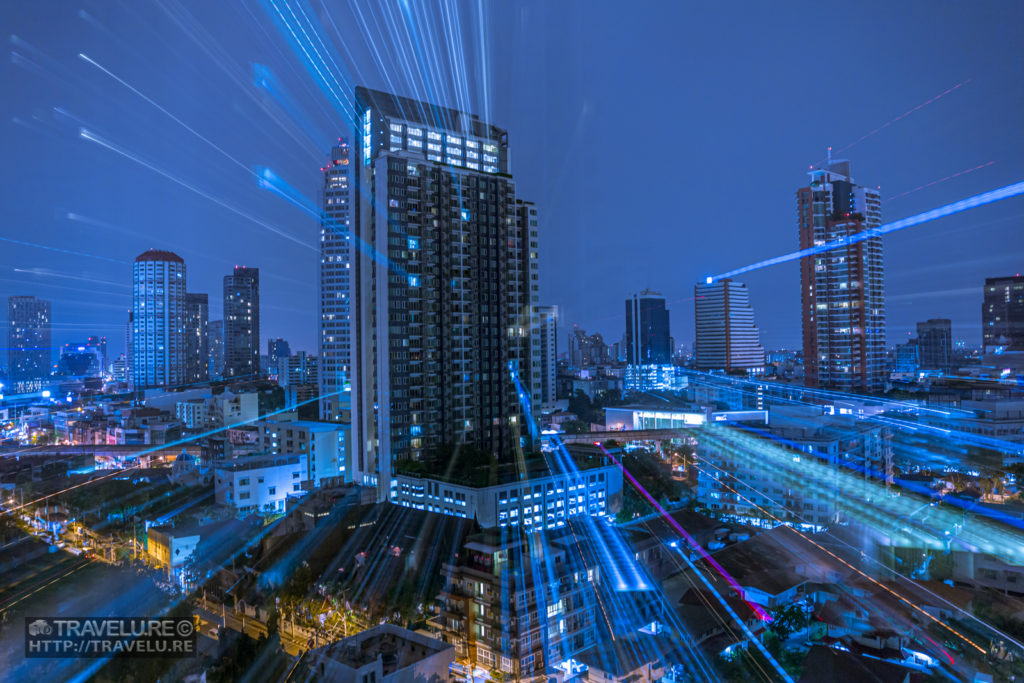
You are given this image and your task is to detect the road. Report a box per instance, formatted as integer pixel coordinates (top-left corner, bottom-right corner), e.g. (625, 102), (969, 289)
(193, 599), (309, 656)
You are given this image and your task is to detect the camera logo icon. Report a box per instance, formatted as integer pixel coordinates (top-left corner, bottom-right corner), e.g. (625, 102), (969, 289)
(28, 619), (53, 636)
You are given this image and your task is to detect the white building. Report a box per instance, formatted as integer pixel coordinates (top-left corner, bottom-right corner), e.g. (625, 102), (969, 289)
(175, 399), (209, 429)
(214, 453), (306, 514)
(147, 525), (200, 584)
(257, 418), (350, 486)
(318, 141), (351, 422)
(305, 624), (454, 683)
(132, 250), (186, 389)
(530, 304), (558, 414)
(694, 278), (765, 373)
(392, 464), (623, 530)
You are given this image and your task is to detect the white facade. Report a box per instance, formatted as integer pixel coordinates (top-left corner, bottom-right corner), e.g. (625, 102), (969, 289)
(306, 624), (454, 683)
(694, 279), (765, 373)
(319, 141), (351, 422)
(132, 251), (186, 389)
(392, 465), (623, 530)
(214, 454), (306, 514)
(258, 418), (350, 486)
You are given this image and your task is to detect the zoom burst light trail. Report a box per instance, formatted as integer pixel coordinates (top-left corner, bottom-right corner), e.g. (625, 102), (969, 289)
(708, 180), (1024, 283)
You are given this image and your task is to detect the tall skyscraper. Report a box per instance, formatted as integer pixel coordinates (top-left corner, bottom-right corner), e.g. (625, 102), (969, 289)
(125, 310), (133, 389)
(208, 320), (224, 379)
(6, 295), (51, 393)
(916, 318), (952, 372)
(184, 292), (209, 383)
(223, 266), (260, 379)
(531, 305), (558, 413)
(132, 250), (187, 389)
(319, 139), (352, 421)
(983, 275), (1024, 351)
(625, 289), (671, 365)
(798, 158), (884, 392)
(350, 87), (531, 497)
(694, 279), (766, 373)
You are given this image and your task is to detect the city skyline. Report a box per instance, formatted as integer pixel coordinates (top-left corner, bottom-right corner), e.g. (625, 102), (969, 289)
(1, 2), (1022, 358)
(2, 4), (1024, 682)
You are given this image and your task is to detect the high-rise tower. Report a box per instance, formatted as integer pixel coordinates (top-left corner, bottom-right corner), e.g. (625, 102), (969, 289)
(132, 250), (187, 389)
(223, 266), (260, 379)
(798, 159), (884, 392)
(531, 305), (558, 413)
(6, 295), (51, 393)
(350, 87), (531, 498)
(694, 279), (765, 373)
(319, 139), (352, 421)
(983, 275), (1024, 351)
(184, 292), (209, 383)
(625, 289), (671, 365)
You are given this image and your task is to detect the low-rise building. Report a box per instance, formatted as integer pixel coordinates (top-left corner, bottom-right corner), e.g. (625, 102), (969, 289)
(392, 462), (622, 530)
(304, 624), (453, 683)
(257, 418), (350, 486)
(432, 531), (600, 681)
(147, 525), (201, 584)
(213, 453), (306, 514)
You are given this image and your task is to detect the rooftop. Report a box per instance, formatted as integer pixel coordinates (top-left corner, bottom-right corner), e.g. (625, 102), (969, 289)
(310, 623), (452, 674)
(135, 249), (184, 264)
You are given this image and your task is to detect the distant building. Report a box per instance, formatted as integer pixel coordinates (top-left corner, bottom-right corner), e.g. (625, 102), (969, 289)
(916, 318), (952, 372)
(7, 295), (52, 393)
(983, 275), (1024, 351)
(694, 279), (765, 373)
(57, 340), (104, 378)
(278, 351), (318, 387)
(625, 289), (671, 365)
(697, 406), (892, 529)
(184, 292), (209, 383)
(208, 320), (224, 379)
(132, 250), (187, 389)
(894, 340), (920, 374)
(798, 159), (884, 392)
(213, 453), (306, 514)
(223, 266), (260, 379)
(623, 364), (688, 393)
(305, 624), (454, 683)
(319, 140), (352, 422)
(530, 305), (558, 413)
(267, 337), (290, 370)
(568, 328), (609, 369)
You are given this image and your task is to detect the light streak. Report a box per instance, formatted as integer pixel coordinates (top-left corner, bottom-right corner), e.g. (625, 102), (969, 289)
(596, 443), (772, 622)
(887, 161), (995, 201)
(5, 389), (343, 514)
(690, 442), (992, 656)
(828, 79), (971, 157)
(78, 127), (316, 251)
(710, 180), (1024, 282)
(0, 236), (128, 264)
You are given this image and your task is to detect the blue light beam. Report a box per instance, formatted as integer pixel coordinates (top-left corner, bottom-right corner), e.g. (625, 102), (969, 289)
(709, 180), (1024, 282)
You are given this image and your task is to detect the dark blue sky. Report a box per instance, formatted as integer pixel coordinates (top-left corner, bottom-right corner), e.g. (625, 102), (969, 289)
(2, 0), (1022, 361)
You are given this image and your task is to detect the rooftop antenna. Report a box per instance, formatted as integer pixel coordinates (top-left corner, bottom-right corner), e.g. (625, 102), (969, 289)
(827, 146), (832, 168)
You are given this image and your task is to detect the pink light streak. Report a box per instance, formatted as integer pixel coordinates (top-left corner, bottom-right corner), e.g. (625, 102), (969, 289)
(886, 161), (995, 201)
(597, 443), (773, 622)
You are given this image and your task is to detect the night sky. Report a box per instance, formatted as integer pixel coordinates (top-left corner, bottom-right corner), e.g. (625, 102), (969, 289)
(2, 0), (1022, 363)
